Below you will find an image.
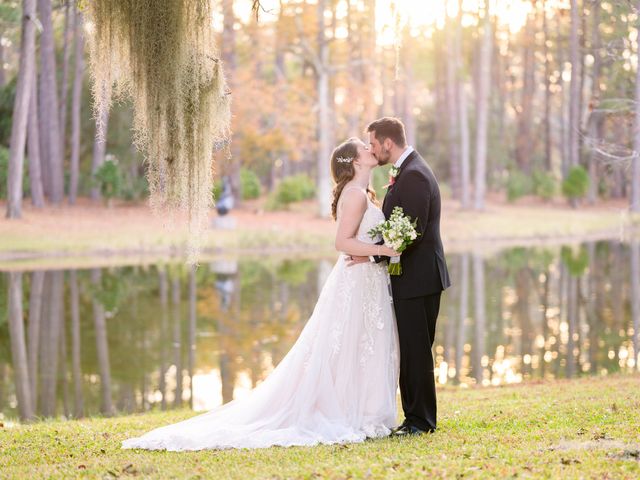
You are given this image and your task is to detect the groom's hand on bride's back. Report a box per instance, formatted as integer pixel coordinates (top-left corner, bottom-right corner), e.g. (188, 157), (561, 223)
(346, 255), (370, 266)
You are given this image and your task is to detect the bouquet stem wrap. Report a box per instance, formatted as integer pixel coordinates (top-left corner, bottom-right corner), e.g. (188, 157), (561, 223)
(388, 256), (402, 275)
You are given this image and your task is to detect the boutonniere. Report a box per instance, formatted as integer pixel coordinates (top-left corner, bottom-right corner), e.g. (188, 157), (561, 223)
(383, 166), (400, 189)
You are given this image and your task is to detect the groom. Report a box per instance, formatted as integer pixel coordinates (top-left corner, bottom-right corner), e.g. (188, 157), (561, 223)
(350, 117), (451, 435)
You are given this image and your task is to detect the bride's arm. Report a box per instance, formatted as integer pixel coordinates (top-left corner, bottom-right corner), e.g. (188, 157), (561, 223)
(335, 189), (398, 257)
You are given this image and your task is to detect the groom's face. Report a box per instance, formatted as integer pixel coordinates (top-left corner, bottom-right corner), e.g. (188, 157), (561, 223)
(368, 132), (391, 166)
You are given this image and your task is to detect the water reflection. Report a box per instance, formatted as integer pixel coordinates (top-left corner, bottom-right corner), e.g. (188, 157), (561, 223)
(1, 240), (639, 421)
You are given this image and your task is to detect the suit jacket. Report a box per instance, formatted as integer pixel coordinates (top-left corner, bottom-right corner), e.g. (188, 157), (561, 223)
(380, 150), (451, 299)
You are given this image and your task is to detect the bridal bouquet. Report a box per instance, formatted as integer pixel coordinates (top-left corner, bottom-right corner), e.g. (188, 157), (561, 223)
(368, 207), (419, 275)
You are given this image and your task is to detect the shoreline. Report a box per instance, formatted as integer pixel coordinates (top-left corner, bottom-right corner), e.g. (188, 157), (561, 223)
(1, 197), (639, 270)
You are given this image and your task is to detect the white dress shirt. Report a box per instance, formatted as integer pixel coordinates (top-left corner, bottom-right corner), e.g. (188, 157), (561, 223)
(368, 146), (415, 263)
(394, 146), (414, 169)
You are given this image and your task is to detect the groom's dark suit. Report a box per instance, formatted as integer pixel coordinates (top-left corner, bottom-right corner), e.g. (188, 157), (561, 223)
(378, 149), (451, 431)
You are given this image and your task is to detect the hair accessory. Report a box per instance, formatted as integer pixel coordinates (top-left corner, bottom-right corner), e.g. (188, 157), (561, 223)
(336, 156), (353, 164)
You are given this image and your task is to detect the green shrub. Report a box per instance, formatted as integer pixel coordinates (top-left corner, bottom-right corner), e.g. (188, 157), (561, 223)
(532, 170), (556, 200)
(240, 168), (261, 200)
(121, 175), (149, 201)
(212, 169), (262, 202)
(0, 146), (9, 199)
(506, 171), (533, 202)
(266, 174), (316, 210)
(93, 156), (123, 206)
(0, 78), (17, 147)
(562, 165), (589, 202)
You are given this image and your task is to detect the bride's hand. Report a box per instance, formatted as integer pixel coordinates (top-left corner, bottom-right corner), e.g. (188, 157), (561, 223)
(380, 246), (400, 257)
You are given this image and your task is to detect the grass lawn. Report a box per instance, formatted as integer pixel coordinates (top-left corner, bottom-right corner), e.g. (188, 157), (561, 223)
(2, 375), (639, 479)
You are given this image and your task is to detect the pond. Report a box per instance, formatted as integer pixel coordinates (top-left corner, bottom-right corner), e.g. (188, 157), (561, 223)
(1, 239), (639, 421)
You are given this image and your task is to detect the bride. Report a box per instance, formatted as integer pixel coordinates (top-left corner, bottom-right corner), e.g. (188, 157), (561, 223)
(122, 138), (400, 451)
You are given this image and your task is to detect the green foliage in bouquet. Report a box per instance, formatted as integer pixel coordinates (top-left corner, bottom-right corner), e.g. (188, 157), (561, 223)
(368, 206), (419, 275)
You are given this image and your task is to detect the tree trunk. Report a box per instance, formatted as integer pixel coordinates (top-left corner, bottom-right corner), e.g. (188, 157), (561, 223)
(345, 1), (359, 137)
(516, 7), (535, 174)
(91, 269), (114, 415)
(222, 0), (241, 205)
(456, 0), (470, 208)
(445, 18), (461, 201)
(6, 0), (38, 219)
(69, 5), (84, 205)
(568, 0), (581, 173)
(474, 1), (492, 210)
(90, 106), (109, 201)
(317, 0), (332, 218)
(28, 71), (45, 208)
(69, 270), (83, 417)
(556, 14), (569, 177)
(38, 0), (64, 203)
(586, 1), (602, 204)
(400, 26), (416, 146)
(59, 0), (73, 158)
(632, 0), (640, 211)
(8, 272), (35, 421)
(542, 0), (552, 172)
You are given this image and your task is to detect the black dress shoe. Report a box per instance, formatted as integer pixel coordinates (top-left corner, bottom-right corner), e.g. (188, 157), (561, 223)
(391, 423), (434, 436)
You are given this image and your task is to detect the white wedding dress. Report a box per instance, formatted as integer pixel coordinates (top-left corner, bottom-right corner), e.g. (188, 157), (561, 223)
(122, 188), (399, 451)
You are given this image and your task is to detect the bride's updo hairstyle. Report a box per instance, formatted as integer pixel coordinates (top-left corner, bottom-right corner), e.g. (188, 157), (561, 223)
(330, 137), (377, 221)
(330, 138), (359, 220)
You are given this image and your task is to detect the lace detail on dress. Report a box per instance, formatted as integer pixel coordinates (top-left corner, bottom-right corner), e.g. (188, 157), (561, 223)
(359, 266), (386, 367)
(331, 266), (355, 358)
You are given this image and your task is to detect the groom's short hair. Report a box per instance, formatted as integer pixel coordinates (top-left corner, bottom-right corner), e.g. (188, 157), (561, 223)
(367, 117), (407, 148)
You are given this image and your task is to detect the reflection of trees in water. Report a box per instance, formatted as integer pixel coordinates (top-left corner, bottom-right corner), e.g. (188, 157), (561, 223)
(158, 267), (168, 410)
(40, 271), (63, 417)
(91, 269), (113, 416)
(188, 266), (197, 410)
(435, 240), (638, 387)
(69, 271), (83, 417)
(171, 273), (182, 408)
(472, 253), (486, 385)
(8, 272), (33, 420)
(27, 270), (44, 412)
(457, 253), (469, 382)
(205, 259), (318, 404)
(1, 243), (637, 421)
